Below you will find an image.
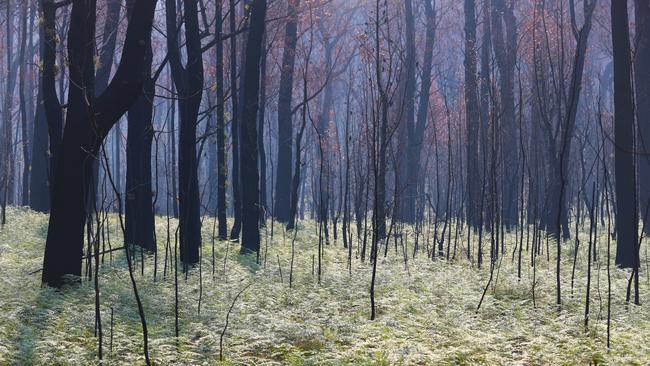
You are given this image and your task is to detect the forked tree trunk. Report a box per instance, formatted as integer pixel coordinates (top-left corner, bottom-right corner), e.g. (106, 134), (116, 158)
(165, 0), (204, 264)
(42, 0), (158, 287)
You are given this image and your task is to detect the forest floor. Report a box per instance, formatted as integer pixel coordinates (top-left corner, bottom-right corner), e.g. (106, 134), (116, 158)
(0, 207), (649, 365)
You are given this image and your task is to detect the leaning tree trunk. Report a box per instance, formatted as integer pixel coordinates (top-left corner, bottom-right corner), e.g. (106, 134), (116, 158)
(41, 0), (158, 287)
(91, 0), (122, 210)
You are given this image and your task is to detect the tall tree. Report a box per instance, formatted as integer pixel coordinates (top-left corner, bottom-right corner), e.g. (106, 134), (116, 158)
(491, 0), (518, 227)
(166, 0), (204, 264)
(41, 0), (158, 287)
(398, 0), (417, 223)
(239, 0), (267, 255)
(274, 0), (300, 223)
(18, 1), (30, 206)
(1, 1), (18, 214)
(411, 0), (437, 224)
(125, 0), (155, 252)
(215, 0), (228, 239)
(91, 0), (122, 210)
(635, 0), (650, 233)
(315, 25), (334, 228)
(31, 0), (68, 214)
(611, 0), (638, 269)
(464, 0), (480, 228)
(479, 0), (492, 238)
(228, 0), (242, 239)
(258, 35), (268, 220)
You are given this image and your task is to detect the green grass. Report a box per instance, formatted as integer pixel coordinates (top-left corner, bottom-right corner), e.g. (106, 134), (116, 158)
(0, 206), (648, 365)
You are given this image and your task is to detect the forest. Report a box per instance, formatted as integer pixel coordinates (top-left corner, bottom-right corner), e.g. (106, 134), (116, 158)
(0, 0), (649, 364)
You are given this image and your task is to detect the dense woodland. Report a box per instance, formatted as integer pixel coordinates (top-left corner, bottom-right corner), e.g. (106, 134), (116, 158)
(0, 0), (649, 364)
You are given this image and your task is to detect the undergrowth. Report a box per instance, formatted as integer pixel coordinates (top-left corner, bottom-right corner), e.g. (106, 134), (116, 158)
(0, 206), (648, 365)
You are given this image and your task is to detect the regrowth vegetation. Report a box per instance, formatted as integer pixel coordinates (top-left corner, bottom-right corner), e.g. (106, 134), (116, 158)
(0, 208), (648, 364)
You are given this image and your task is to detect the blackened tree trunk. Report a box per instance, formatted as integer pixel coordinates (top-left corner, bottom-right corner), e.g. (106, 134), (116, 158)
(125, 0), (155, 252)
(1, 2), (18, 213)
(91, 0), (122, 209)
(315, 41), (333, 227)
(18, 1), (30, 206)
(239, 0), (267, 255)
(287, 65), (310, 231)
(258, 35), (268, 220)
(31, 1), (51, 212)
(537, 0), (595, 242)
(33, 0), (67, 213)
(274, 0), (300, 223)
(611, 0), (638, 269)
(41, 0), (158, 287)
(166, 0), (204, 264)
(409, 0), (436, 225)
(95, 0), (121, 94)
(635, 0), (650, 234)
(229, 0), (242, 239)
(374, 5), (389, 241)
(399, 0), (417, 224)
(464, 0), (480, 229)
(491, 0), (518, 227)
(479, 0), (492, 230)
(30, 89), (49, 212)
(216, 1), (228, 239)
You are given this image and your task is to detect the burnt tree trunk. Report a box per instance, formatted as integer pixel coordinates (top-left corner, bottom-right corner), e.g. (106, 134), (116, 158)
(33, 1), (67, 213)
(274, 0), (300, 223)
(464, 0), (480, 229)
(491, 0), (518, 228)
(635, 0), (650, 234)
(91, 0), (122, 210)
(216, 1), (228, 239)
(258, 35), (268, 221)
(18, 2), (30, 206)
(239, 0), (267, 255)
(399, 0), (417, 224)
(31, 1), (51, 212)
(611, 0), (638, 269)
(1, 2), (18, 213)
(166, 0), (204, 264)
(228, 0), (243, 240)
(41, 0), (158, 287)
(125, 0), (155, 252)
